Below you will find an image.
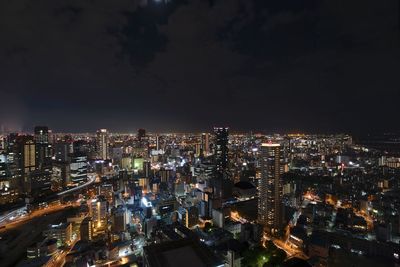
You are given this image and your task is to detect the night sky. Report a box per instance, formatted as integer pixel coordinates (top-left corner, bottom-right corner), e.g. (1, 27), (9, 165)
(0, 0), (399, 133)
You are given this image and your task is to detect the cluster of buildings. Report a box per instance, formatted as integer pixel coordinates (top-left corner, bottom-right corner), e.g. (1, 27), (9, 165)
(1, 129), (400, 266)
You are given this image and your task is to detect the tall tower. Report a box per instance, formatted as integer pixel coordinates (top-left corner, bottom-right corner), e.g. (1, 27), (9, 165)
(212, 127), (232, 207)
(258, 143), (283, 235)
(34, 126), (52, 171)
(214, 127), (229, 176)
(34, 126), (49, 144)
(15, 136), (36, 194)
(96, 129), (109, 160)
(201, 133), (210, 156)
(22, 137), (36, 176)
(137, 128), (146, 141)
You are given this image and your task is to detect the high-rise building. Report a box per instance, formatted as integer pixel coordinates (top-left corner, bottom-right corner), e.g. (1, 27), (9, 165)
(96, 129), (109, 160)
(258, 143), (284, 235)
(185, 206), (199, 228)
(34, 126), (49, 144)
(80, 217), (93, 241)
(10, 134), (53, 196)
(90, 196), (108, 235)
(34, 126), (52, 171)
(70, 153), (87, 185)
(214, 127), (229, 176)
(201, 133), (210, 156)
(54, 141), (72, 162)
(111, 206), (127, 233)
(137, 128), (146, 141)
(21, 137), (36, 176)
(212, 128), (230, 207)
(28, 170), (52, 196)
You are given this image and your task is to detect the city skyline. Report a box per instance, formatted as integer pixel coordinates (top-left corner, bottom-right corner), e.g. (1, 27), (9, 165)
(1, 0), (400, 266)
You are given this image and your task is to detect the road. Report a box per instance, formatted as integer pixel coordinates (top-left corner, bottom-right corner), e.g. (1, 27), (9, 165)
(0, 173), (96, 229)
(58, 173), (96, 196)
(44, 237), (80, 267)
(0, 207), (26, 226)
(263, 234), (308, 260)
(0, 202), (78, 230)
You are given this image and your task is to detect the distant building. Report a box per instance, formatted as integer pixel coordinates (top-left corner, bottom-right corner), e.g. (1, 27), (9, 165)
(96, 129), (109, 160)
(54, 141), (72, 162)
(138, 128), (146, 141)
(201, 133), (210, 156)
(34, 126), (52, 171)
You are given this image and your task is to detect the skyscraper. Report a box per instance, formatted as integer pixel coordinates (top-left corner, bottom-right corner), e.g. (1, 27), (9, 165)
(212, 127), (231, 208)
(34, 126), (52, 171)
(21, 137), (36, 176)
(90, 196), (108, 235)
(258, 143), (284, 235)
(96, 129), (109, 160)
(201, 133), (210, 156)
(34, 126), (49, 144)
(138, 128), (146, 141)
(214, 127), (229, 176)
(70, 153), (88, 185)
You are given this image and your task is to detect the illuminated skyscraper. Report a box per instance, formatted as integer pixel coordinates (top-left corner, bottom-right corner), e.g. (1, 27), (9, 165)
(14, 136), (45, 195)
(258, 143), (284, 235)
(212, 127), (231, 208)
(90, 196), (108, 235)
(214, 127), (229, 176)
(201, 133), (210, 156)
(34, 126), (49, 144)
(21, 137), (36, 176)
(80, 217), (93, 241)
(70, 153), (88, 185)
(34, 126), (52, 171)
(96, 129), (109, 160)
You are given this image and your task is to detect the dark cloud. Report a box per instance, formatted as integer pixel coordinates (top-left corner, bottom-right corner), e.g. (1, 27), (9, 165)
(0, 0), (399, 133)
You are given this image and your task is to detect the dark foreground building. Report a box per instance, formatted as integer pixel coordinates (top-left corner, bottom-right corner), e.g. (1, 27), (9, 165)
(143, 238), (223, 267)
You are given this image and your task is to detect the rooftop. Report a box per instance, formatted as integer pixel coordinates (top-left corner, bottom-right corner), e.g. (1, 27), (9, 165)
(143, 238), (222, 267)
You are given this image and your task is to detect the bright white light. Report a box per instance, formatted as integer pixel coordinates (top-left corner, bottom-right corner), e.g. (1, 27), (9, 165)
(141, 197), (152, 207)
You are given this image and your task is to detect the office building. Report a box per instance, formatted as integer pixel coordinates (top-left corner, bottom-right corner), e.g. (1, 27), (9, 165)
(29, 170), (52, 196)
(80, 217), (93, 241)
(111, 207), (127, 233)
(43, 223), (72, 247)
(54, 141), (72, 162)
(185, 206), (199, 228)
(201, 133), (210, 156)
(70, 153), (87, 185)
(138, 128), (146, 141)
(34, 126), (52, 171)
(96, 129), (109, 160)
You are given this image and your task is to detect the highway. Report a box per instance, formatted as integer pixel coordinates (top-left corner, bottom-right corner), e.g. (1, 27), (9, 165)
(58, 173), (97, 196)
(44, 237), (80, 267)
(0, 206), (26, 226)
(0, 173), (96, 229)
(0, 202), (78, 230)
